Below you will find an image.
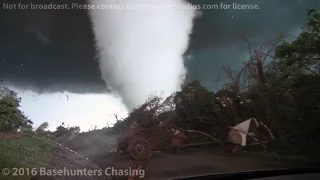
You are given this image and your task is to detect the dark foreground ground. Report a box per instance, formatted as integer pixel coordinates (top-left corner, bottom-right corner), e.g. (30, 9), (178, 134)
(2, 131), (319, 180)
(60, 131), (320, 180)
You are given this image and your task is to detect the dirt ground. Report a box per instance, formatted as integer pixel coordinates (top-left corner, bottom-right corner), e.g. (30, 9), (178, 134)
(0, 132), (24, 140)
(61, 131), (317, 180)
(31, 139), (109, 180)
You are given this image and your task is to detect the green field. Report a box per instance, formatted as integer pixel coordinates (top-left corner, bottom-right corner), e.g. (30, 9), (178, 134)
(0, 134), (55, 180)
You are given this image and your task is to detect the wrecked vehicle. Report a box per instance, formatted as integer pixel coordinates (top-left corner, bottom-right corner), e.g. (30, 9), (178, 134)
(117, 120), (221, 160)
(117, 121), (177, 161)
(118, 117), (274, 160)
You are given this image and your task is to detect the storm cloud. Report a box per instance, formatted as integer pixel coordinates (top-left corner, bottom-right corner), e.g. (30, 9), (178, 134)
(0, 0), (106, 93)
(0, 0), (319, 94)
(186, 0), (320, 90)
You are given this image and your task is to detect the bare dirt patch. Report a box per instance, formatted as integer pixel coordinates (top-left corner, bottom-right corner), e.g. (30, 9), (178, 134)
(0, 132), (24, 140)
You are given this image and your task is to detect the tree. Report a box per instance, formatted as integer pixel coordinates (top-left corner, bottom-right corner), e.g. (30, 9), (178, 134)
(273, 11), (320, 80)
(258, 11), (320, 154)
(173, 80), (230, 140)
(69, 126), (80, 133)
(269, 10), (320, 125)
(52, 123), (80, 137)
(0, 86), (33, 132)
(35, 122), (49, 134)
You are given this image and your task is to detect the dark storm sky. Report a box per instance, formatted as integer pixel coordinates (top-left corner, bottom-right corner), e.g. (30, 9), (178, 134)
(0, 0), (319, 93)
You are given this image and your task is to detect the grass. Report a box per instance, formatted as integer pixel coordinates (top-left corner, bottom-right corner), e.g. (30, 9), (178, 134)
(0, 134), (56, 180)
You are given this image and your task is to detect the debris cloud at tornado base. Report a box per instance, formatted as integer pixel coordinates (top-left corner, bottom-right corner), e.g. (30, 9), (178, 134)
(88, 0), (197, 110)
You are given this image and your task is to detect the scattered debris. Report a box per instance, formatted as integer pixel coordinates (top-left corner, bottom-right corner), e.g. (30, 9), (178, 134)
(223, 118), (274, 153)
